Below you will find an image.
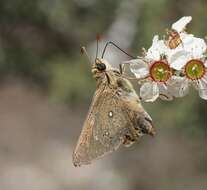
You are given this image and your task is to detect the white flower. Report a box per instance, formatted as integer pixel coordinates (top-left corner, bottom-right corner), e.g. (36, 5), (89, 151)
(169, 47), (207, 99)
(167, 17), (207, 100)
(127, 36), (173, 102)
(129, 59), (172, 102)
(127, 16), (207, 101)
(187, 60), (207, 99)
(128, 58), (173, 102)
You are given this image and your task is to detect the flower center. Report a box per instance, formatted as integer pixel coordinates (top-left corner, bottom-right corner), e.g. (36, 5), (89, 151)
(150, 61), (172, 82)
(185, 59), (206, 80)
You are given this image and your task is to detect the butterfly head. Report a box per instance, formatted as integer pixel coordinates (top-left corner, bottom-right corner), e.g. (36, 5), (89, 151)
(93, 58), (115, 74)
(95, 58), (106, 71)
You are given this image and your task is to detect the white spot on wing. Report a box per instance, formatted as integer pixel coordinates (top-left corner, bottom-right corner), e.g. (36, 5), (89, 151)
(108, 111), (113, 118)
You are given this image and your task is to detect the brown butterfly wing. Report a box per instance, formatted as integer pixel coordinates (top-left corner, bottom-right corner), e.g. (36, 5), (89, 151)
(72, 83), (136, 166)
(73, 74), (155, 167)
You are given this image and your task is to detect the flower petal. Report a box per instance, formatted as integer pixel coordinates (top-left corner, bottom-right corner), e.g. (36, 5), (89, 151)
(140, 81), (159, 102)
(172, 16), (192, 33)
(199, 89), (207, 100)
(192, 78), (207, 91)
(167, 76), (189, 97)
(183, 36), (207, 58)
(127, 59), (149, 79)
(146, 35), (169, 61)
(198, 78), (207, 90)
(158, 83), (173, 101)
(180, 33), (194, 44)
(169, 50), (190, 70)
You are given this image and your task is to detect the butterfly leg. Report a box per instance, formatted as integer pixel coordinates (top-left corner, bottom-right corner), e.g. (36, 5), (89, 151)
(122, 121), (144, 147)
(123, 134), (136, 147)
(123, 131), (142, 147)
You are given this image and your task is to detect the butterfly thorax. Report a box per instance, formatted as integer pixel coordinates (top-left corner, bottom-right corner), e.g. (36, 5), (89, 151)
(93, 68), (136, 95)
(92, 58), (120, 87)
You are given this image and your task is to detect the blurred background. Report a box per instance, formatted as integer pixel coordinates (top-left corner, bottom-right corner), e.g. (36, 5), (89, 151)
(0, 0), (207, 190)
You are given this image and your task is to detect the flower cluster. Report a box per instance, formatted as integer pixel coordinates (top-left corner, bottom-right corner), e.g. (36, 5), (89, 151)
(126, 16), (207, 102)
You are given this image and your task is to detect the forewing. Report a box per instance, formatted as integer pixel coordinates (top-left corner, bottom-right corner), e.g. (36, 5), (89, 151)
(72, 84), (133, 166)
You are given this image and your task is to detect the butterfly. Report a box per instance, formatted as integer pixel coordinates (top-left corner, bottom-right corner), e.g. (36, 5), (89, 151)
(73, 42), (155, 167)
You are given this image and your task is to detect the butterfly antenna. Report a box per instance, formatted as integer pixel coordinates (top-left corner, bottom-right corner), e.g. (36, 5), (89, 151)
(95, 36), (100, 60)
(80, 46), (93, 65)
(101, 41), (136, 59)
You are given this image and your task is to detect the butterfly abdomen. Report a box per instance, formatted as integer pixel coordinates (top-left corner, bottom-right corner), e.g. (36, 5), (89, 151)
(117, 79), (155, 147)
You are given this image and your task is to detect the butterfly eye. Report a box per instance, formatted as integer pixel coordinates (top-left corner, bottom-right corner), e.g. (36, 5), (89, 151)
(96, 63), (106, 71)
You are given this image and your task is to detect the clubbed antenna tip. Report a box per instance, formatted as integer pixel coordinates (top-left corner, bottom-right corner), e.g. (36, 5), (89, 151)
(96, 34), (103, 41)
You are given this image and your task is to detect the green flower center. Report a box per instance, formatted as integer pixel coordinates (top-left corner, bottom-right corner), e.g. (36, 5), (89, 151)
(150, 61), (172, 82)
(185, 59), (206, 80)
